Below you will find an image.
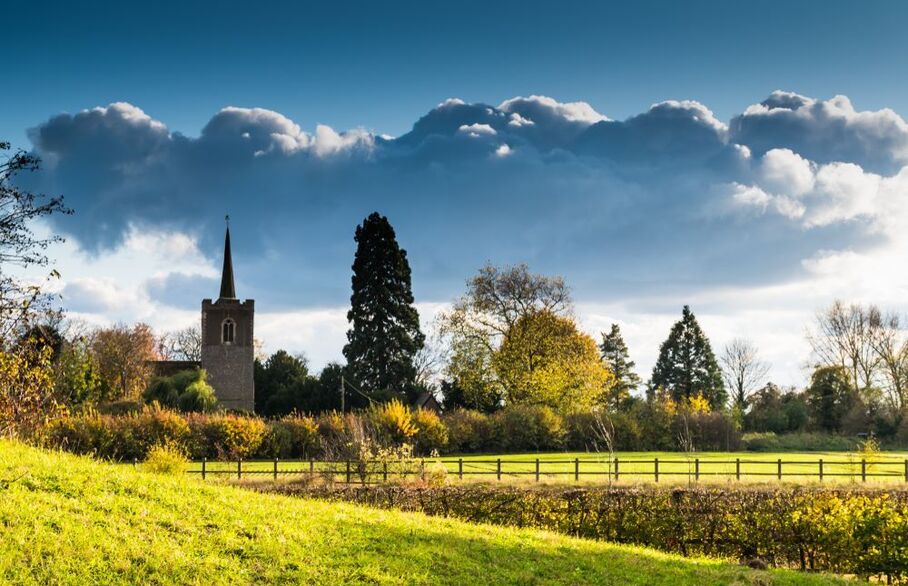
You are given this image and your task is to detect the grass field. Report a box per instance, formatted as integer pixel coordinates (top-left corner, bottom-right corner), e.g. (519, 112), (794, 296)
(0, 440), (845, 585)
(189, 450), (908, 485)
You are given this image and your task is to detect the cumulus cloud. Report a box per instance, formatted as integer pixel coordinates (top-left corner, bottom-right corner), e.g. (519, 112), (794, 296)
(731, 90), (908, 173)
(19, 91), (908, 383)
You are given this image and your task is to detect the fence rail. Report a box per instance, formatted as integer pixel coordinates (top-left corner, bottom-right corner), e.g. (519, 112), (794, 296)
(171, 456), (908, 484)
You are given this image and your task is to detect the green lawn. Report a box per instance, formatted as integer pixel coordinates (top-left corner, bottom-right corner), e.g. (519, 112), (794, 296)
(0, 440), (844, 585)
(189, 450), (908, 485)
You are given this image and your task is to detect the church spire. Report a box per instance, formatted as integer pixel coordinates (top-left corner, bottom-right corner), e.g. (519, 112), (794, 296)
(219, 216), (237, 300)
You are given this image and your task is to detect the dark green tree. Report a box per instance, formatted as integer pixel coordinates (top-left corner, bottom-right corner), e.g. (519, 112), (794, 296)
(804, 365), (854, 432)
(343, 212), (424, 401)
(254, 350), (310, 415)
(650, 305), (726, 409)
(599, 323), (640, 409)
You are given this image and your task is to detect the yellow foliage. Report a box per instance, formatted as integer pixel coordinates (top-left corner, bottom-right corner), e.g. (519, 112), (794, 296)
(0, 342), (58, 438)
(493, 310), (613, 413)
(686, 394), (711, 414)
(370, 399), (418, 443)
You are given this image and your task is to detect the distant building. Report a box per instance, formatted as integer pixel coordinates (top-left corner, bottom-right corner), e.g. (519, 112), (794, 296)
(414, 392), (442, 415)
(200, 225), (255, 411)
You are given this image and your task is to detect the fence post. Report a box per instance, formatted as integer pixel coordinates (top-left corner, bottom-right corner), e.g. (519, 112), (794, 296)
(458, 458), (463, 480)
(777, 459), (782, 481)
(309, 459), (314, 476)
(345, 460), (351, 483)
(654, 458), (659, 483)
(273, 458), (279, 480)
(615, 457), (620, 482)
(904, 459), (907, 482)
(535, 458), (540, 482)
(694, 458), (700, 482)
(496, 458), (501, 481)
(237, 459), (242, 480)
(381, 461), (387, 483)
(861, 459), (867, 482)
(735, 458), (740, 481)
(819, 458), (824, 482)
(574, 458), (579, 482)
(202, 457), (206, 480)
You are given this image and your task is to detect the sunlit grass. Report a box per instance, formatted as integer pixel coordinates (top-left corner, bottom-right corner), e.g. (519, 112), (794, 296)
(0, 440), (845, 585)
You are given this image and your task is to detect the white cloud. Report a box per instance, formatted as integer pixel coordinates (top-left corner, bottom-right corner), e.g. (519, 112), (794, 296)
(495, 144), (512, 157)
(759, 148), (814, 196)
(458, 123), (497, 137)
(499, 95), (607, 124)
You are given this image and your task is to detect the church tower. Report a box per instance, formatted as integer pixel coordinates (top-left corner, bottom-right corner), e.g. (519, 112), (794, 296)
(201, 222), (255, 411)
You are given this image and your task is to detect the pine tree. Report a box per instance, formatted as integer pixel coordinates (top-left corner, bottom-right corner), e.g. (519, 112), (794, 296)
(343, 212), (425, 400)
(599, 323), (640, 409)
(650, 305), (726, 409)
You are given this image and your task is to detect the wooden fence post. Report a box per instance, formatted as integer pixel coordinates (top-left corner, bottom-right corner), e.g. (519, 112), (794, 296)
(777, 459), (782, 481)
(535, 458), (540, 482)
(309, 459), (314, 476)
(654, 458), (659, 483)
(458, 458), (463, 480)
(496, 458), (501, 481)
(819, 459), (824, 482)
(383, 462), (388, 483)
(614, 457), (619, 481)
(202, 458), (206, 480)
(345, 460), (351, 483)
(273, 458), (279, 480)
(237, 459), (242, 480)
(861, 459), (867, 482)
(574, 458), (579, 482)
(904, 459), (907, 482)
(133, 458), (137, 469)
(735, 458), (740, 481)
(694, 458), (700, 482)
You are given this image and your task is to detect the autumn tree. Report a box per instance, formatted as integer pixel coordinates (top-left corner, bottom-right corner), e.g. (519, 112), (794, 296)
(493, 310), (612, 413)
(343, 213), (424, 400)
(440, 263), (571, 411)
(599, 323), (640, 409)
(720, 337), (770, 412)
(650, 305), (726, 410)
(0, 141), (70, 435)
(91, 323), (159, 401)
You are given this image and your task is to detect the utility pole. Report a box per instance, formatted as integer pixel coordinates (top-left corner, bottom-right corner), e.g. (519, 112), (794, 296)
(340, 375), (345, 412)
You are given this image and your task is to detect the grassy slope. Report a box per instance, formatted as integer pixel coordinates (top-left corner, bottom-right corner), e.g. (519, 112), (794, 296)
(0, 441), (843, 586)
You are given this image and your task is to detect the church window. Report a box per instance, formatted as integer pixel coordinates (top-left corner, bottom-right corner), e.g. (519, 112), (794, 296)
(222, 318), (236, 344)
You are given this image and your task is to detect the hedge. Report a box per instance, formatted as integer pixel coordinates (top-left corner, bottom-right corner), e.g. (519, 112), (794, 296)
(263, 483), (908, 582)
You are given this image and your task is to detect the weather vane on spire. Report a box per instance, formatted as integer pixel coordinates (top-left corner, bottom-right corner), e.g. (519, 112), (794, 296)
(225, 214), (230, 228)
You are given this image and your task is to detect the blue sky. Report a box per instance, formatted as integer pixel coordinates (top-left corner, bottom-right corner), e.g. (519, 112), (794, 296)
(6, 0), (908, 386)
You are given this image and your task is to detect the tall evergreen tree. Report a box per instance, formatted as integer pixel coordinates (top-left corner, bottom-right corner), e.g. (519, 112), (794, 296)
(343, 212), (425, 400)
(650, 305), (726, 409)
(599, 323), (640, 409)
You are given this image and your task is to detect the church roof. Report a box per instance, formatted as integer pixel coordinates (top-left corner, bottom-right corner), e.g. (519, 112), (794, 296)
(219, 225), (237, 300)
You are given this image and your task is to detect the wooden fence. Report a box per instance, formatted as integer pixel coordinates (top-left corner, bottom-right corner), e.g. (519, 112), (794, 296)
(172, 456), (908, 484)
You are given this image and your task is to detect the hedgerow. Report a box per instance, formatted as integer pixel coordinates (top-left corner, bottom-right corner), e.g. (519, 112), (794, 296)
(265, 483), (908, 582)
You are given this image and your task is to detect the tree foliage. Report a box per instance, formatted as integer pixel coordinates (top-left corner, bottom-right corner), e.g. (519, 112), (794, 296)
(650, 305), (726, 410)
(598, 323), (640, 409)
(90, 323), (159, 401)
(343, 212), (424, 400)
(493, 310), (613, 413)
(804, 365), (854, 432)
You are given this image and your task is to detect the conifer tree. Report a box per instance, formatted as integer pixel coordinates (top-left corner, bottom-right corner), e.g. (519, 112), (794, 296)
(650, 305), (726, 409)
(343, 212), (424, 400)
(599, 323), (640, 409)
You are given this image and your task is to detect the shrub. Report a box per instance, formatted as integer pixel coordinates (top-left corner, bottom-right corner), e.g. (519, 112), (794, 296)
(279, 484), (908, 582)
(188, 413), (266, 460)
(368, 400), (417, 445)
(411, 408), (448, 455)
(143, 442), (188, 475)
(742, 431), (856, 452)
(442, 409), (493, 454)
(43, 412), (113, 457)
(124, 407), (191, 460)
(490, 405), (564, 452)
(177, 380), (218, 413)
(273, 415), (321, 458)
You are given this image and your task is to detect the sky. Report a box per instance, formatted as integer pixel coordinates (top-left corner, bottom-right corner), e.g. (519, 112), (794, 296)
(5, 0), (908, 388)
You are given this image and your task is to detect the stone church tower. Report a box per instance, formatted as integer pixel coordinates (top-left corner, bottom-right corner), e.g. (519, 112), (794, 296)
(201, 225), (255, 411)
